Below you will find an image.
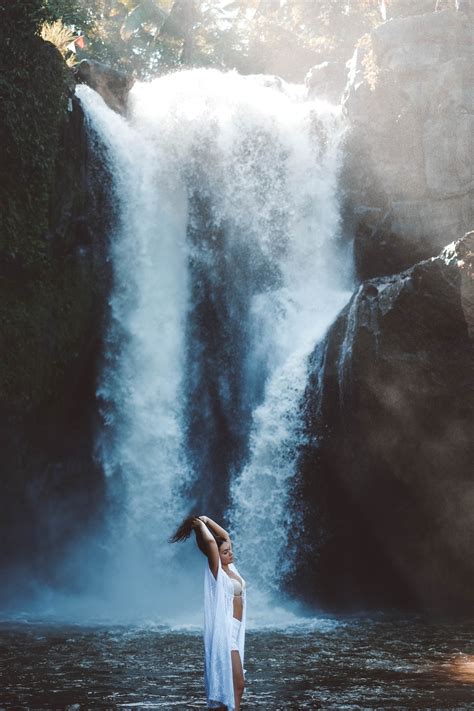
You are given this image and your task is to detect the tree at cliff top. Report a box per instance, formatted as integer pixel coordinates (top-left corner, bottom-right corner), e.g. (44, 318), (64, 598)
(225, 0), (380, 79)
(37, 0), (205, 76)
(40, 0), (381, 79)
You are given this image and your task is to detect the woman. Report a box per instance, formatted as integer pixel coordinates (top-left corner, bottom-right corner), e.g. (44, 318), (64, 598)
(170, 515), (246, 710)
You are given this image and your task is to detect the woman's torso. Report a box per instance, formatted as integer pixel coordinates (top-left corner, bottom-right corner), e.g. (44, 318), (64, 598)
(224, 569), (246, 621)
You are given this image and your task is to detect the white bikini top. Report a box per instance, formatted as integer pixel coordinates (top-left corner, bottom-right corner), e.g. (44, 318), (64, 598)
(230, 575), (246, 597)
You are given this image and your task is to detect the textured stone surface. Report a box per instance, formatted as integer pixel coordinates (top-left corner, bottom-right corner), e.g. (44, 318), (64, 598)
(343, 10), (474, 280)
(305, 61), (347, 103)
(293, 232), (474, 612)
(74, 59), (134, 115)
(0, 48), (112, 597)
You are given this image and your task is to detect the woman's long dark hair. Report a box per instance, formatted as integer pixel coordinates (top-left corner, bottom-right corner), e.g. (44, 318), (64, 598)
(169, 515), (198, 543)
(169, 515), (226, 547)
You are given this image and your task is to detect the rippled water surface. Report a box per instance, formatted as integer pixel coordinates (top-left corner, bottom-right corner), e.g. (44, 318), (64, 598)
(1, 616), (473, 709)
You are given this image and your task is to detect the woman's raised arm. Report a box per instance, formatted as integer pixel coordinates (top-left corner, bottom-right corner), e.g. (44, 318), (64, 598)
(194, 518), (220, 578)
(198, 515), (230, 542)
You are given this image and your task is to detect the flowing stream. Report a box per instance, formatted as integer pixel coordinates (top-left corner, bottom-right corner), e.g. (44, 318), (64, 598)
(77, 69), (351, 624)
(2, 616), (474, 708)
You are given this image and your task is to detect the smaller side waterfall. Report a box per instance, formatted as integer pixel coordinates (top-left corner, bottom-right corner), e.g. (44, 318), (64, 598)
(228, 101), (351, 613)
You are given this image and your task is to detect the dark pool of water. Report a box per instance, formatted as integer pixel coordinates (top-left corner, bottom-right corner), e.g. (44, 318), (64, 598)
(0, 615), (473, 709)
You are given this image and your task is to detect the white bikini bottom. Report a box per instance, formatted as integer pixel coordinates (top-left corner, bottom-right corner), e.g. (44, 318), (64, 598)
(230, 617), (241, 651)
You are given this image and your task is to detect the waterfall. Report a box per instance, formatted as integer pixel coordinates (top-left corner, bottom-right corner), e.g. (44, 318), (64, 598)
(78, 69), (351, 623)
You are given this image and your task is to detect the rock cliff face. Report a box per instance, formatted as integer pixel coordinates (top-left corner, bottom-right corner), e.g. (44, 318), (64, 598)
(343, 9), (473, 280)
(294, 233), (474, 612)
(296, 7), (474, 613)
(0, 38), (112, 602)
(74, 59), (134, 115)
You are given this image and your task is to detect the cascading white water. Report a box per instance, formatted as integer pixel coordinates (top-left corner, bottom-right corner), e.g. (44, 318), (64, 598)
(78, 69), (351, 624)
(227, 79), (351, 618)
(77, 84), (193, 618)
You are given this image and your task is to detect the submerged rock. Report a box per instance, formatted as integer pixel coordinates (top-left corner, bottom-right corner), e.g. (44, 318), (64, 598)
(295, 232), (474, 613)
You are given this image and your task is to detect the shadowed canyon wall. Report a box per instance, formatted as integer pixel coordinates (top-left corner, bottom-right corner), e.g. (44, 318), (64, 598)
(0, 29), (111, 602)
(293, 234), (474, 612)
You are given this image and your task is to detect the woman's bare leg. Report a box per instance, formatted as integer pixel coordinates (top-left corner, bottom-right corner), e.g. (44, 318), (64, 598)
(231, 650), (244, 710)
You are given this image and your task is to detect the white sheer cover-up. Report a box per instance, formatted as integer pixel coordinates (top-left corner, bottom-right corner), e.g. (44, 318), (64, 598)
(204, 559), (246, 710)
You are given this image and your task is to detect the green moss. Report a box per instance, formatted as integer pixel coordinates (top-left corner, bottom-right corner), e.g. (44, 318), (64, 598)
(0, 4), (104, 414)
(0, 33), (68, 270)
(0, 255), (100, 412)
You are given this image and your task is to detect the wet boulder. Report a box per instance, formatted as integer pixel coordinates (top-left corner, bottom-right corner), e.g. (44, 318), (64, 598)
(295, 232), (474, 613)
(74, 59), (134, 115)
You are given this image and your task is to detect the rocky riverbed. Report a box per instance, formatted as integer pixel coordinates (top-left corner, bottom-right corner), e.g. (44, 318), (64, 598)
(1, 615), (473, 709)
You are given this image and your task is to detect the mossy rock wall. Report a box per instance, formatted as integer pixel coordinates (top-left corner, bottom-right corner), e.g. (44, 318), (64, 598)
(0, 15), (111, 599)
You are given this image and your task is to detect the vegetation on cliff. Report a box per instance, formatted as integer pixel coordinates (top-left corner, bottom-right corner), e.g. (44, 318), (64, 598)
(0, 1), (110, 586)
(0, 2), (68, 269)
(33, 1), (381, 80)
(0, 0), (107, 413)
